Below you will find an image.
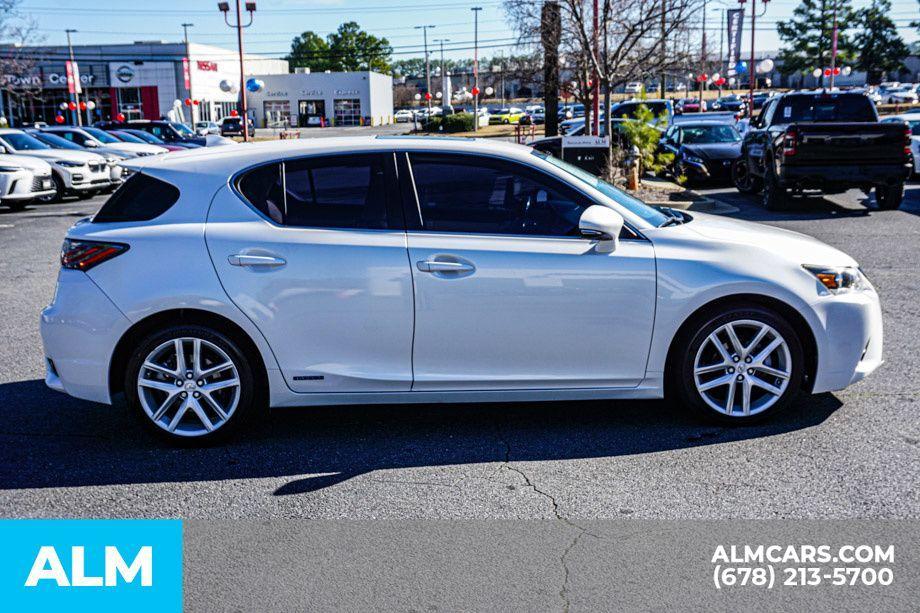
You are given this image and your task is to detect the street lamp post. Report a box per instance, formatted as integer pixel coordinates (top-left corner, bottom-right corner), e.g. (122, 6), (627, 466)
(65, 29), (81, 126)
(182, 23), (194, 123)
(435, 38), (450, 110)
(738, 0), (770, 114)
(218, 1), (256, 142)
(828, 0), (839, 89)
(415, 25), (435, 118)
(472, 7), (481, 133)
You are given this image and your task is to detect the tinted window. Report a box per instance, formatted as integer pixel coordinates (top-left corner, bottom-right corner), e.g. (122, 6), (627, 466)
(93, 173), (180, 223)
(774, 95), (877, 123)
(408, 153), (588, 236)
(237, 155), (390, 229)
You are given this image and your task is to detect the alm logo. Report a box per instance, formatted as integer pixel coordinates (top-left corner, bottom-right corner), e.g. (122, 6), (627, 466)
(116, 65), (135, 83)
(25, 545), (153, 587)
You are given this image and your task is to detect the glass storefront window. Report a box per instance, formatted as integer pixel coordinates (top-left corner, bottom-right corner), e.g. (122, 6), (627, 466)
(333, 99), (361, 126)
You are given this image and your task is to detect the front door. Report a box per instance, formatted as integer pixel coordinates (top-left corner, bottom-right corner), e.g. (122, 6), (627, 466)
(401, 152), (657, 391)
(206, 152), (414, 393)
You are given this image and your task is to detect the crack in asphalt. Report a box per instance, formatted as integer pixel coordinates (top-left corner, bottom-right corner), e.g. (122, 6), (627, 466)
(493, 417), (594, 613)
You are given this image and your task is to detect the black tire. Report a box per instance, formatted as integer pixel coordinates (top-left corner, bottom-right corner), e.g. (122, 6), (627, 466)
(124, 325), (258, 445)
(762, 163), (789, 211)
(874, 182), (904, 210)
(76, 190), (96, 200)
(674, 305), (805, 425)
(4, 201), (27, 212)
(731, 158), (763, 194)
(37, 173), (65, 204)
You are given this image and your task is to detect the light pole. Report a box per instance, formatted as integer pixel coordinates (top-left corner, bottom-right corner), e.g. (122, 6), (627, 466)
(218, 1), (256, 142)
(591, 0), (599, 136)
(65, 29), (81, 126)
(738, 0), (770, 114)
(182, 23), (194, 123)
(434, 38), (450, 110)
(415, 25), (435, 118)
(472, 7), (481, 132)
(828, 0), (839, 89)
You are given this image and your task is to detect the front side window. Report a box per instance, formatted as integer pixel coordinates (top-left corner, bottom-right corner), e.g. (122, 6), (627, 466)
(408, 153), (589, 237)
(237, 154), (390, 229)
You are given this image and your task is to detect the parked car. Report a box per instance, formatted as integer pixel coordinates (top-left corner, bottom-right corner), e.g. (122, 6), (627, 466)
(660, 122), (742, 185)
(624, 82), (644, 95)
(95, 120), (207, 147)
(42, 126), (168, 158)
(488, 107), (526, 124)
(750, 91), (777, 110)
(394, 109), (416, 123)
(26, 129), (127, 189)
(709, 95), (747, 114)
(733, 91), (913, 210)
(195, 121), (221, 135)
(0, 153), (55, 210)
(675, 98), (707, 113)
(881, 112), (920, 176)
(108, 130), (187, 152)
(219, 116), (255, 136)
(0, 128), (112, 201)
(115, 128), (200, 150)
(40, 137), (883, 442)
(883, 84), (919, 105)
(609, 99), (674, 127)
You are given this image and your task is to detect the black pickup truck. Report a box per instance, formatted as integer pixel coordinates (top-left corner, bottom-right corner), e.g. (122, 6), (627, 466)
(732, 91), (913, 210)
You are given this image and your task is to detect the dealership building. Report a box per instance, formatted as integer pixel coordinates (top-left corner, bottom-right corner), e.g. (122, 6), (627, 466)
(246, 70), (394, 128)
(0, 41), (287, 127)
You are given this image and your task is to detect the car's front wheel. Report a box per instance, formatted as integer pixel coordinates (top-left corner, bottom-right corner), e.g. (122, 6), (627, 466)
(125, 325), (256, 444)
(675, 306), (804, 424)
(731, 158), (763, 194)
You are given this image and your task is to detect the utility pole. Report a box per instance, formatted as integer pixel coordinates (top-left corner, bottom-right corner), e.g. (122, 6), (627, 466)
(828, 0), (838, 89)
(218, 1), (256, 142)
(749, 0), (756, 111)
(500, 51), (506, 107)
(182, 23), (194, 123)
(699, 0), (707, 108)
(415, 25), (435, 117)
(472, 7), (481, 132)
(65, 29), (81, 126)
(660, 0), (667, 99)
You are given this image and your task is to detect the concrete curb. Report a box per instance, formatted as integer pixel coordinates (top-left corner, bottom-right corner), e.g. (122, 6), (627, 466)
(639, 177), (740, 215)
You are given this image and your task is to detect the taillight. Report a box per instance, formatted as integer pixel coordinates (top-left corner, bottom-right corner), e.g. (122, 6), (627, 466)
(61, 239), (128, 271)
(905, 126), (912, 157)
(782, 129), (797, 156)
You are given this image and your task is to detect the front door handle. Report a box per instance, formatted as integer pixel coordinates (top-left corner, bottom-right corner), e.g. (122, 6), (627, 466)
(228, 254), (286, 267)
(416, 260), (475, 274)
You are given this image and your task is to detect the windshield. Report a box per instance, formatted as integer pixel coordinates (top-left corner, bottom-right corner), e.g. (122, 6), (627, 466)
(681, 124), (741, 143)
(906, 120), (920, 136)
(170, 122), (195, 136)
(534, 151), (670, 227)
(0, 131), (50, 150)
(111, 131), (145, 143)
(126, 129), (163, 144)
(32, 132), (82, 150)
(775, 95), (877, 122)
(82, 127), (119, 144)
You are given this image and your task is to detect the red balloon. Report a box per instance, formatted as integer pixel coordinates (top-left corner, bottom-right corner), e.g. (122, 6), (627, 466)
(824, 68), (832, 77)
(67, 101), (77, 110)
(116, 113), (126, 122)
(230, 109), (239, 117)
(55, 114), (65, 124)
(79, 101), (87, 111)
(833, 67), (840, 75)
(192, 99), (200, 105)
(471, 86), (480, 96)
(184, 98), (192, 106)
(424, 92), (432, 100)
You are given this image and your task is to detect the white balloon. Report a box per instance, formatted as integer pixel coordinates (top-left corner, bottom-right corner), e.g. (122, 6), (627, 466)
(812, 68), (822, 78)
(219, 79), (233, 93)
(435, 92), (443, 99)
(485, 86), (494, 95)
(59, 102), (68, 110)
(414, 93), (422, 100)
(728, 77), (736, 85)
(758, 58), (774, 73)
(86, 101), (96, 110)
(842, 66), (852, 76)
(711, 72), (721, 82)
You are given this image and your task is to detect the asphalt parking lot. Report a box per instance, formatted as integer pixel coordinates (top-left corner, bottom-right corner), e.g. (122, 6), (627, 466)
(0, 182), (918, 520)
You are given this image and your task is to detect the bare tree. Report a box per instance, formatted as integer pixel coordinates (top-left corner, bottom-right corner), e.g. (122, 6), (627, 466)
(0, 0), (42, 122)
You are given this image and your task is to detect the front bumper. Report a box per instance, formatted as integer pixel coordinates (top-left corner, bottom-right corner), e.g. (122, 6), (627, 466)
(683, 158), (736, 182)
(40, 269), (131, 404)
(810, 288), (884, 393)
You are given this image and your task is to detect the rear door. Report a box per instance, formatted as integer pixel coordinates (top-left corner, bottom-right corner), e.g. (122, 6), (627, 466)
(206, 152), (415, 393)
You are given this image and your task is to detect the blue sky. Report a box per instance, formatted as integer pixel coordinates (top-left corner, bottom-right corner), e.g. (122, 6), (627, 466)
(14, 0), (920, 61)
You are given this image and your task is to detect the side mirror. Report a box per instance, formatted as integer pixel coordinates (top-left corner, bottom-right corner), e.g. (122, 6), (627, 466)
(579, 205), (624, 253)
(0, 145), (6, 154)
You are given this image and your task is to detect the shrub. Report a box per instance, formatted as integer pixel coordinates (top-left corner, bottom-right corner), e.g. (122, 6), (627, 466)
(615, 104), (674, 175)
(442, 112), (476, 133)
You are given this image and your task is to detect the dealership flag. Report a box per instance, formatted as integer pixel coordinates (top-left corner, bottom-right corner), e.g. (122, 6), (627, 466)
(726, 9), (744, 77)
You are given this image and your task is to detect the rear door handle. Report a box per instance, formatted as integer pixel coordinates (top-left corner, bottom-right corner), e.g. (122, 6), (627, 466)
(416, 260), (475, 273)
(228, 254), (286, 267)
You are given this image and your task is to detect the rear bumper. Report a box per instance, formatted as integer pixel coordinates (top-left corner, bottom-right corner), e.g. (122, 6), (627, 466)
(40, 269), (131, 404)
(778, 162), (912, 189)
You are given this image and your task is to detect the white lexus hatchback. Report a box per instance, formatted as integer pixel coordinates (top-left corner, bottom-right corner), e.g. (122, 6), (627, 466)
(40, 137), (883, 442)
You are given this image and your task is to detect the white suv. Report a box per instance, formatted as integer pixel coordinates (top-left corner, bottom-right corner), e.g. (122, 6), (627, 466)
(0, 153), (55, 210)
(0, 129), (111, 201)
(40, 137), (882, 443)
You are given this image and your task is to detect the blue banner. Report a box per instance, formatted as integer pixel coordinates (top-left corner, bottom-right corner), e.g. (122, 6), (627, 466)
(0, 520), (182, 612)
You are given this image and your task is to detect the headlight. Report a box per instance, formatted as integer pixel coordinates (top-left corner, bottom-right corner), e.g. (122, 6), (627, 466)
(683, 153), (705, 165)
(803, 265), (872, 294)
(56, 160), (84, 168)
(0, 166), (23, 172)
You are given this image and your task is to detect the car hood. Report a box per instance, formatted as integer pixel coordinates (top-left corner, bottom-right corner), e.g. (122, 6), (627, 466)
(98, 142), (168, 155)
(8, 149), (106, 164)
(0, 154), (52, 172)
(682, 142), (741, 161)
(683, 211), (857, 267)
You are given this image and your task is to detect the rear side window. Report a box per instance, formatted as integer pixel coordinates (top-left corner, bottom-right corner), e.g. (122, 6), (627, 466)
(237, 154), (391, 229)
(775, 95), (877, 123)
(93, 173), (180, 223)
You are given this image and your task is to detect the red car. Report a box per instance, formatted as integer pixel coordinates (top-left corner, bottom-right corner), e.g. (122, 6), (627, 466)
(677, 98), (708, 113)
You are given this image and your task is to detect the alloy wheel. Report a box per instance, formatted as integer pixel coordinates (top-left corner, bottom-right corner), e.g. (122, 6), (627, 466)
(136, 337), (241, 437)
(692, 319), (792, 417)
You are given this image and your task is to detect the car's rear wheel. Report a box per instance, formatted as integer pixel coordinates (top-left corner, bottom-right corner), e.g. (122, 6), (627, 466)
(731, 158), (763, 194)
(675, 306), (804, 424)
(874, 182), (904, 210)
(762, 165), (789, 211)
(125, 325), (256, 444)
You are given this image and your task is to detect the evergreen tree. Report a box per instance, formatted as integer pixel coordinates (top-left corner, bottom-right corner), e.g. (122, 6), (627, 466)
(286, 31), (333, 73)
(852, 0), (909, 84)
(777, 0), (855, 85)
(286, 23), (392, 74)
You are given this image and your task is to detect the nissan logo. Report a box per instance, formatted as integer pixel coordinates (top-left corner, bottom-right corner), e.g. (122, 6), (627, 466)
(116, 65), (135, 83)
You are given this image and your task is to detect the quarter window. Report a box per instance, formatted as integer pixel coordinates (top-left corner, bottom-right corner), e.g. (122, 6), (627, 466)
(408, 153), (589, 236)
